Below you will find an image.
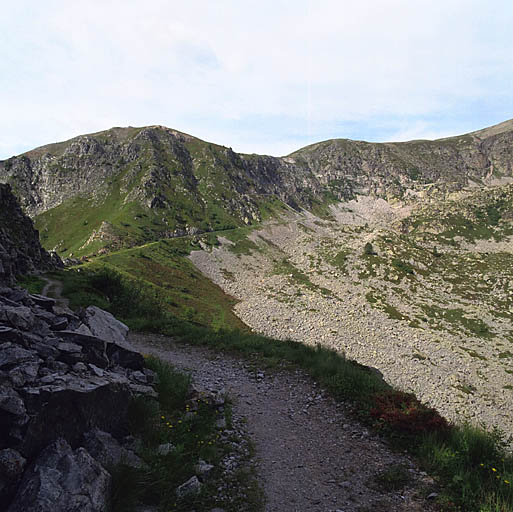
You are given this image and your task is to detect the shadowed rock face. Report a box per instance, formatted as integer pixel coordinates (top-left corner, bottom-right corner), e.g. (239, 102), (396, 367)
(1, 121), (512, 257)
(0, 184), (61, 285)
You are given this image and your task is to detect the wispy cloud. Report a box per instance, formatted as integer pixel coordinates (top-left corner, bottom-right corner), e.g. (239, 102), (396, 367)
(1, 0), (512, 158)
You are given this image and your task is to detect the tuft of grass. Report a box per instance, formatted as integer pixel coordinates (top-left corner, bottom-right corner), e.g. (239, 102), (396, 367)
(370, 463), (412, 492)
(418, 424), (513, 511)
(15, 274), (46, 294)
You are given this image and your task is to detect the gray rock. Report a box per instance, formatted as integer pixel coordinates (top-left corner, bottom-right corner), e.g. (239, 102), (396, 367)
(74, 323), (93, 336)
(130, 370), (147, 384)
(176, 475), (202, 498)
(29, 294), (56, 312)
(0, 448), (26, 480)
(8, 362), (40, 387)
(0, 387), (27, 416)
(82, 306), (129, 344)
(195, 459), (214, 481)
(73, 362), (88, 373)
(8, 438), (110, 512)
(32, 341), (59, 359)
(0, 448), (26, 503)
(157, 443), (175, 456)
(58, 331), (109, 369)
(50, 317), (68, 331)
(0, 345), (37, 369)
(83, 429), (143, 469)
(0, 327), (23, 343)
(1, 305), (35, 331)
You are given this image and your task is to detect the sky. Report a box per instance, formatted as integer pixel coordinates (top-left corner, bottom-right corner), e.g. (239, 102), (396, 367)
(1, 0), (512, 159)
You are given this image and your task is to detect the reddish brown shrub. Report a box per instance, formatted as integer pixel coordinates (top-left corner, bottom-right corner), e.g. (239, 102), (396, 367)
(370, 390), (450, 434)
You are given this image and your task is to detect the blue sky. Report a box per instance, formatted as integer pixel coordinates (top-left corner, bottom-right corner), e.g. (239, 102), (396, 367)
(1, 0), (512, 159)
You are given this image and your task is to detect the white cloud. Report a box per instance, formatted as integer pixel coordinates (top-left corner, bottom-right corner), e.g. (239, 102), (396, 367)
(1, 0), (512, 158)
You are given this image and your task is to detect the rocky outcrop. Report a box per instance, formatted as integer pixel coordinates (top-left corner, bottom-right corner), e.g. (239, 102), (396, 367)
(0, 184), (61, 285)
(8, 439), (110, 512)
(0, 285), (156, 511)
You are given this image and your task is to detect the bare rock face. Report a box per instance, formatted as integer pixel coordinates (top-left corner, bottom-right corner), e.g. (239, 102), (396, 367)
(8, 438), (110, 512)
(0, 184), (62, 286)
(0, 284), (153, 511)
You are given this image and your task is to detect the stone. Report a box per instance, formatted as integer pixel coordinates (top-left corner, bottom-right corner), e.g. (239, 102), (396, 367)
(0, 327), (23, 344)
(83, 429), (143, 469)
(73, 362), (88, 373)
(0, 345), (36, 369)
(176, 475), (202, 498)
(0, 448), (26, 504)
(130, 370), (147, 384)
(0, 388), (27, 417)
(74, 323), (93, 336)
(82, 306), (129, 344)
(157, 443), (175, 456)
(195, 459), (214, 481)
(8, 438), (110, 512)
(50, 318), (68, 331)
(29, 294), (56, 312)
(19, 376), (132, 459)
(1, 305), (35, 331)
(56, 341), (83, 364)
(32, 342), (59, 359)
(8, 362), (40, 387)
(0, 448), (26, 480)
(58, 331), (109, 368)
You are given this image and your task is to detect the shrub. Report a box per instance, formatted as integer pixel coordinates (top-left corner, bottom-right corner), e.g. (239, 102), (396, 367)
(363, 242), (375, 255)
(370, 390), (450, 434)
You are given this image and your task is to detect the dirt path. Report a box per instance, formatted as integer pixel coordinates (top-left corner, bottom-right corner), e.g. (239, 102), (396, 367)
(129, 332), (437, 512)
(41, 277), (69, 307)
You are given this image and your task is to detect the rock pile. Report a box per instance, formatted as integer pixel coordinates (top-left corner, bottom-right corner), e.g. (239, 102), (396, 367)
(0, 285), (156, 511)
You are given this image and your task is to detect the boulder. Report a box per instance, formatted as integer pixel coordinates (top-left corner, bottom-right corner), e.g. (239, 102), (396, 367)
(0, 448), (26, 504)
(0, 306), (35, 331)
(7, 438), (110, 512)
(176, 475), (202, 498)
(0, 345), (37, 370)
(82, 306), (129, 345)
(83, 429), (143, 469)
(29, 294), (56, 312)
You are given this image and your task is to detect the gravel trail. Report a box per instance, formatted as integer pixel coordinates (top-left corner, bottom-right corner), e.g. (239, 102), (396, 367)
(129, 332), (436, 512)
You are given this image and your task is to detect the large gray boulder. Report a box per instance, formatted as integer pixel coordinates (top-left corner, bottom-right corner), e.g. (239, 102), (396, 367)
(82, 306), (129, 345)
(7, 438), (110, 512)
(0, 286), (155, 510)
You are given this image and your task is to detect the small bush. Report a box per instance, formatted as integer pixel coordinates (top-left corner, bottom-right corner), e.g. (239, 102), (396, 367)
(363, 242), (376, 255)
(370, 390), (450, 435)
(145, 356), (190, 412)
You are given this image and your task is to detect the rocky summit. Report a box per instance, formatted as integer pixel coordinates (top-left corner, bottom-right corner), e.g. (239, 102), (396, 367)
(1, 119), (513, 258)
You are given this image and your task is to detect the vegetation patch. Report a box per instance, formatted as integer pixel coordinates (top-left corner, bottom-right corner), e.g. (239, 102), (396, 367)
(110, 356), (263, 511)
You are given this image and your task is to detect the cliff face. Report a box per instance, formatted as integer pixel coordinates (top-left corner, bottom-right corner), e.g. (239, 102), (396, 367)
(0, 184), (61, 285)
(1, 120), (512, 257)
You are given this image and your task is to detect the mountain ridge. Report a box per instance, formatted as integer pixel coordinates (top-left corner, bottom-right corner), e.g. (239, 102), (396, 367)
(1, 119), (513, 258)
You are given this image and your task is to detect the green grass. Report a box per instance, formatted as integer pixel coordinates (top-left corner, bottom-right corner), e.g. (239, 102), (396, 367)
(110, 356), (263, 512)
(38, 252), (513, 512)
(15, 274), (46, 294)
(272, 258), (331, 296)
(50, 237), (247, 331)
